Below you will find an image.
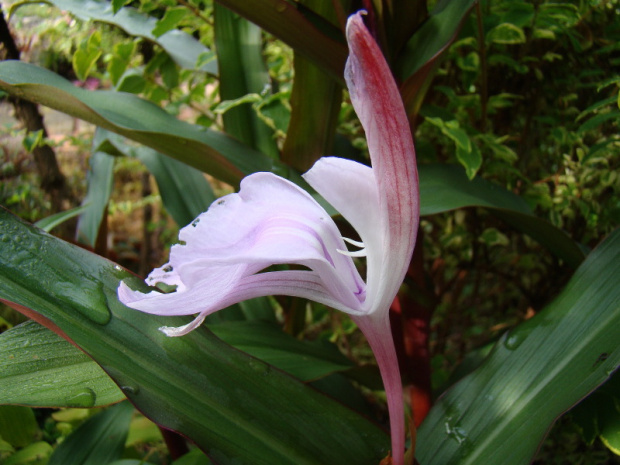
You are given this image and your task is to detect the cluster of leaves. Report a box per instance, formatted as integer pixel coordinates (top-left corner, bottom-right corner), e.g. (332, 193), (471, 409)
(0, 0), (618, 464)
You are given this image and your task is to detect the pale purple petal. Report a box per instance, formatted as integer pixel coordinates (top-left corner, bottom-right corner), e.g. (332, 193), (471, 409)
(119, 172), (366, 316)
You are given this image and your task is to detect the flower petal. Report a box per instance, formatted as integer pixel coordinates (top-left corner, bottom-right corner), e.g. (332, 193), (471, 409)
(118, 172), (367, 317)
(303, 156), (381, 254)
(345, 12), (420, 314)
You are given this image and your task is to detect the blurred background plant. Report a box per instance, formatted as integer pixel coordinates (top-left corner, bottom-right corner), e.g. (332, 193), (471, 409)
(0, 0), (618, 464)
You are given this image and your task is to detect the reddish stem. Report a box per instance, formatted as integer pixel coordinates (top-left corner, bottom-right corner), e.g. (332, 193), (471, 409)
(355, 313), (405, 465)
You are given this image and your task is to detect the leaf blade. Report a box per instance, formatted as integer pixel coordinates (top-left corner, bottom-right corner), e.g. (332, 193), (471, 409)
(416, 229), (620, 465)
(0, 61), (272, 186)
(0, 320), (124, 408)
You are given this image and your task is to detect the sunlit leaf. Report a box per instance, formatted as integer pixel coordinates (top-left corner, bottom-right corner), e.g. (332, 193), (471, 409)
(416, 229), (620, 465)
(0, 320), (124, 408)
(26, 0), (217, 73)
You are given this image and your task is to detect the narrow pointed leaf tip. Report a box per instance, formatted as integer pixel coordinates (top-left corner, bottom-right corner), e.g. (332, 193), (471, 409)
(118, 10), (418, 465)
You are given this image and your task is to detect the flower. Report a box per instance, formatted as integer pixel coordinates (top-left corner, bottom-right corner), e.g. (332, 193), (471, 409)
(118, 11), (418, 465)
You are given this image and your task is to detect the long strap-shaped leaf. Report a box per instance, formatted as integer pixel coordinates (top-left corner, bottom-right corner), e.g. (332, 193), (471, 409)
(416, 229), (620, 465)
(214, 4), (279, 159)
(0, 209), (388, 465)
(0, 61), (271, 186)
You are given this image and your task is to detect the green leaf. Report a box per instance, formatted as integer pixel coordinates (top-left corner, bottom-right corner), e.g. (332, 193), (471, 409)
(0, 406), (38, 448)
(137, 149), (215, 227)
(125, 413), (162, 447)
(213, 94), (262, 114)
(72, 32), (103, 81)
(577, 111), (620, 134)
(152, 6), (188, 38)
(109, 461), (157, 465)
(107, 42), (137, 86)
(0, 320), (124, 408)
(22, 129), (44, 152)
(0, 61), (272, 186)
(397, 0), (476, 116)
(0, 210), (389, 464)
(111, 0), (130, 14)
(172, 448), (212, 465)
(425, 117), (471, 150)
(424, 117), (481, 178)
(600, 401), (620, 454)
(280, 0), (341, 172)
(37, 0), (217, 74)
(486, 23), (527, 45)
(215, 0), (347, 81)
(214, 5), (279, 158)
(416, 229), (620, 465)
(0, 318), (348, 409)
(456, 143), (482, 180)
(398, 0), (477, 81)
(76, 132), (115, 247)
(3, 441), (53, 465)
(94, 131), (215, 227)
(116, 72), (147, 94)
(209, 321), (353, 381)
(34, 204), (91, 233)
(571, 371), (620, 454)
(419, 164), (586, 267)
(48, 401), (134, 465)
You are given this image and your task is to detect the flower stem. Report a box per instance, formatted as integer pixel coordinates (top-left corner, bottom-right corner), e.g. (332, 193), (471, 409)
(355, 312), (405, 465)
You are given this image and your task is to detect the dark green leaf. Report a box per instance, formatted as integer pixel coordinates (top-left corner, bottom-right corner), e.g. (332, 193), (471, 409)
(577, 111), (620, 134)
(215, 0), (347, 81)
(0, 406), (38, 448)
(0, 320), (124, 408)
(280, 0), (341, 172)
(172, 448), (212, 465)
(95, 131), (215, 227)
(209, 321), (354, 381)
(111, 0), (129, 14)
(0, 210), (389, 465)
(0, 61), (272, 186)
(416, 229), (620, 465)
(76, 131), (115, 247)
(456, 144), (482, 180)
(48, 401), (134, 465)
(398, 0), (477, 81)
(214, 5), (278, 158)
(419, 164), (586, 267)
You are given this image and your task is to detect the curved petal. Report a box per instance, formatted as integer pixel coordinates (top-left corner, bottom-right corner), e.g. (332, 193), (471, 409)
(118, 172), (367, 316)
(122, 268), (366, 338)
(118, 264), (247, 316)
(345, 13), (420, 314)
(303, 157), (381, 251)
